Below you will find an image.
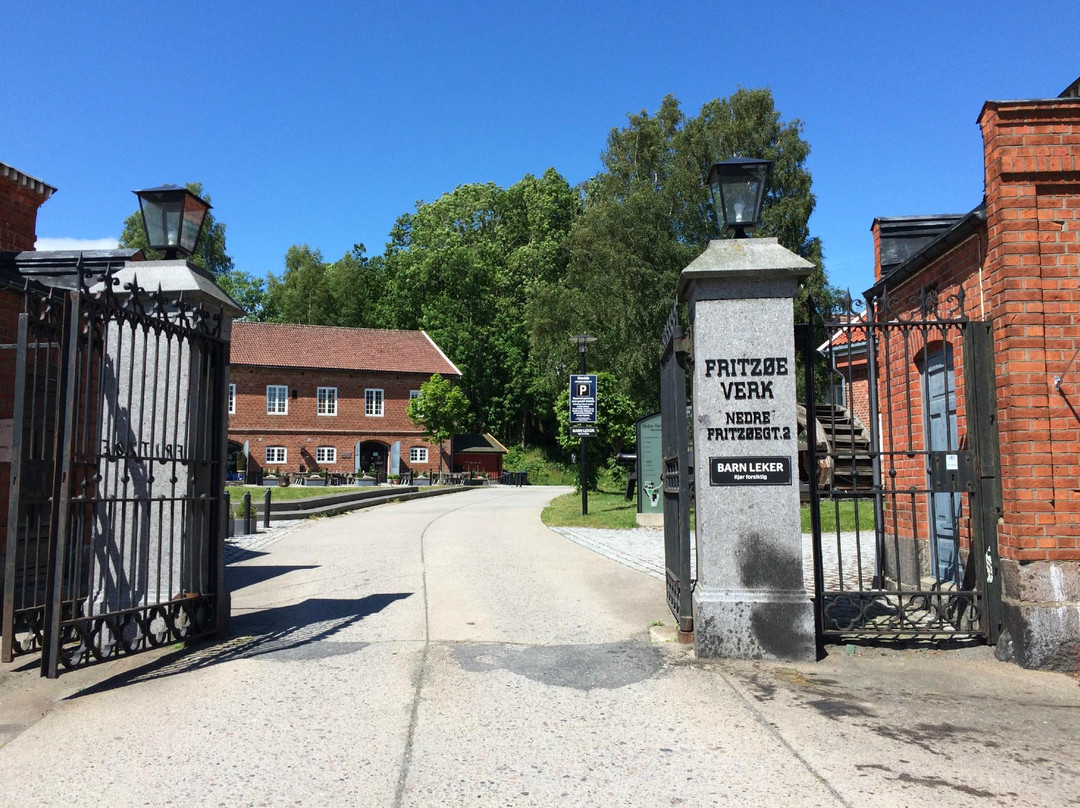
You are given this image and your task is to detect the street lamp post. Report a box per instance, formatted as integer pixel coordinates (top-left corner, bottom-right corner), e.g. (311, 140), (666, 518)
(570, 333), (596, 515)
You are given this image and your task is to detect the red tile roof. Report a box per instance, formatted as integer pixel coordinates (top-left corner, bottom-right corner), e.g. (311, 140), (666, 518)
(230, 322), (461, 376)
(819, 311), (868, 350)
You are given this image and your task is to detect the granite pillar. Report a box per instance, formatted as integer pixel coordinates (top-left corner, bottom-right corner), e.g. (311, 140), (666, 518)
(677, 238), (816, 661)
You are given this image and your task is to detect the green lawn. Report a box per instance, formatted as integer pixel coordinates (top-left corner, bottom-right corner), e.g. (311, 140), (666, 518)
(800, 499), (871, 533)
(224, 483), (386, 516)
(541, 488), (638, 530)
(541, 489), (872, 534)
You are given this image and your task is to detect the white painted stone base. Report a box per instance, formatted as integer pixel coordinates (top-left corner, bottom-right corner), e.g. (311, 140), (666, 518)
(636, 512), (664, 527)
(693, 587), (816, 661)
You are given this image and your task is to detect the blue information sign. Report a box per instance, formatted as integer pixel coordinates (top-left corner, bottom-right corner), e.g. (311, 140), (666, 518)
(569, 375), (597, 424)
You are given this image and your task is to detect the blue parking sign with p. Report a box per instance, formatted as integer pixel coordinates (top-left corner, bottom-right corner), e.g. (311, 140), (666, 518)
(569, 374), (597, 424)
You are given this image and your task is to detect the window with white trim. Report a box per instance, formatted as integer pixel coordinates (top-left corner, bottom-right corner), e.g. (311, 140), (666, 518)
(409, 447), (428, 463)
(410, 389), (421, 400)
(365, 388), (384, 417)
(228, 384), (236, 414)
(266, 385), (288, 415)
(265, 446), (287, 464)
(316, 446), (337, 464)
(317, 387), (338, 416)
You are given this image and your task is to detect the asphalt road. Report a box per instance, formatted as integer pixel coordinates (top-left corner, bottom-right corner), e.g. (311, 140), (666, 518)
(0, 486), (1076, 807)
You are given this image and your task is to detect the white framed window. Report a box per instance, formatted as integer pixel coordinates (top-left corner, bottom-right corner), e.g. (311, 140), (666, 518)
(266, 385), (288, 415)
(365, 388), (384, 417)
(265, 446), (287, 464)
(317, 387), (338, 416)
(228, 383), (236, 414)
(410, 389), (421, 400)
(409, 447), (428, 463)
(316, 446), (337, 464)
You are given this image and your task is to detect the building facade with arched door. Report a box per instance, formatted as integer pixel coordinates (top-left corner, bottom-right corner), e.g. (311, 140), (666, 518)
(226, 322), (460, 480)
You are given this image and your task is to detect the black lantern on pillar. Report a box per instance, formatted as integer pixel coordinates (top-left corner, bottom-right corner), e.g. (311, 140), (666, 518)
(707, 158), (772, 238)
(133, 185), (211, 260)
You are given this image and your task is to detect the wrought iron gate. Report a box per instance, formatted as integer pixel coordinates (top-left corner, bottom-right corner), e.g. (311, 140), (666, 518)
(660, 304), (693, 633)
(801, 289), (1002, 642)
(1, 265), (228, 677)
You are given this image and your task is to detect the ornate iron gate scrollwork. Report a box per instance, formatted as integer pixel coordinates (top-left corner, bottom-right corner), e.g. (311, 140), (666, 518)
(661, 303), (693, 633)
(803, 288), (1002, 642)
(1, 262), (228, 677)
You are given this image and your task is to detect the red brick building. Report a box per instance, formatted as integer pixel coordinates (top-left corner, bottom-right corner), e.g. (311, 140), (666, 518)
(227, 321), (461, 478)
(0, 162), (55, 252)
(863, 80), (1080, 670)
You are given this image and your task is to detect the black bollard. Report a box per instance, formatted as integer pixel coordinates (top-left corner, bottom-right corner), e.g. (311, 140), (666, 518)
(224, 490), (232, 538)
(243, 492), (252, 535)
(264, 487), (271, 529)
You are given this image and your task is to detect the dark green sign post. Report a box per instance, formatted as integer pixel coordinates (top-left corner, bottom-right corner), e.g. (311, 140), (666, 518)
(636, 412), (663, 525)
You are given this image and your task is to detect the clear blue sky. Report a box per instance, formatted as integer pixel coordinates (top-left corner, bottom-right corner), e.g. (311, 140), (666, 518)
(3, 2), (1076, 296)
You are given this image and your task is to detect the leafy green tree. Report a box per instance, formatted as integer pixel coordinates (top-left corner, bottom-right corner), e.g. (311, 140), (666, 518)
(380, 171), (577, 445)
(265, 245), (336, 325)
(326, 244), (388, 328)
(534, 89), (835, 413)
(119, 181), (234, 276)
(554, 372), (637, 491)
(217, 269), (273, 321)
(407, 374), (471, 478)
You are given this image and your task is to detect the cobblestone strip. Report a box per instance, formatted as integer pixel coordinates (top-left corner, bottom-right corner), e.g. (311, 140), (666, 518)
(224, 519), (306, 564)
(549, 527), (668, 581)
(551, 526), (865, 593)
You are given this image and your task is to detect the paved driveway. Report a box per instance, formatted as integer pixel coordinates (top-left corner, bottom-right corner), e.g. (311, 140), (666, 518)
(0, 486), (1075, 807)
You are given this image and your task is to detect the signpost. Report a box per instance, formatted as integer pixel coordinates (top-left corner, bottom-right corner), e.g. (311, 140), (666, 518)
(570, 375), (597, 424)
(569, 371), (598, 515)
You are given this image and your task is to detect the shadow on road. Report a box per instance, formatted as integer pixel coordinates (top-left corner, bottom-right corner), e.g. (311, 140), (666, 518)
(226, 563), (320, 591)
(65, 593), (412, 698)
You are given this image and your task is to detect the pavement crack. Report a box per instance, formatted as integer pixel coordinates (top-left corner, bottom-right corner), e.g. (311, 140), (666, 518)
(719, 669), (855, 808)
(392, 493), (499, 808)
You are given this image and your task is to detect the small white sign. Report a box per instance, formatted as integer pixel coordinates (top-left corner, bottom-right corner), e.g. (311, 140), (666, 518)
(945, 454), (959, 471)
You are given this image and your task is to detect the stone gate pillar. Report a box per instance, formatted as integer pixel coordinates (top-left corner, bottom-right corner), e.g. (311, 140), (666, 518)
(677, 237), (816, 661)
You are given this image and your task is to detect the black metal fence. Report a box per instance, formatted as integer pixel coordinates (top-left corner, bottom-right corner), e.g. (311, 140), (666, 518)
(802, 289), (1002, 641)
(1, 264), (228, 677)
(660, 303), (693, 634)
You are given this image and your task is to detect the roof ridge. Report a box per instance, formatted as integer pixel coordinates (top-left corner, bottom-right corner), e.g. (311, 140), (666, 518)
(234, 321), (422, 335)
(421, 329), (462, 376)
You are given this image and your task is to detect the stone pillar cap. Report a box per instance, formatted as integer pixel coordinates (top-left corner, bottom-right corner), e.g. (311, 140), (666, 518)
(676, 237), (814, 301)
(91, 259), (245, 319)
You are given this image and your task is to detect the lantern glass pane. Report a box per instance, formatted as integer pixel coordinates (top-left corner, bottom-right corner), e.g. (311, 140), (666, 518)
(724, 171), (761, 224)
(140, 192), (184, 249)
(180, 193), (207, 254)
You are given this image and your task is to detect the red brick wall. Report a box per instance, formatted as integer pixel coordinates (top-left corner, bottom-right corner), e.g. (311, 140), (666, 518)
(227, 365), (446, 474)
(871, 99), (1080, 567)
(980, 99), (1080, 563)
(0, 181), (46, 252)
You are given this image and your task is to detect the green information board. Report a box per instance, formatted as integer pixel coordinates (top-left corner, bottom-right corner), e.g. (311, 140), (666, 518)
(636, 412), (663, 515)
